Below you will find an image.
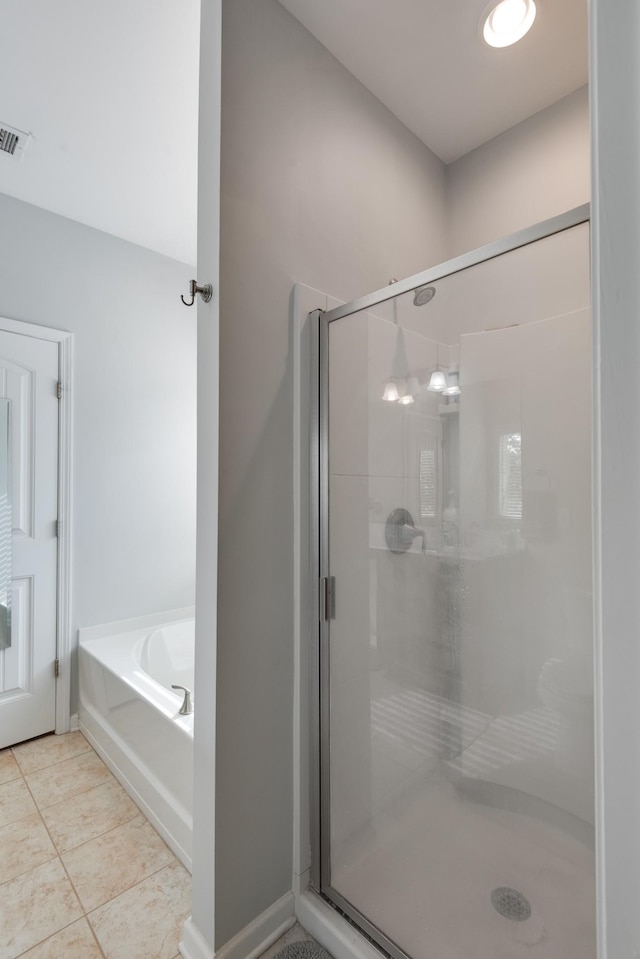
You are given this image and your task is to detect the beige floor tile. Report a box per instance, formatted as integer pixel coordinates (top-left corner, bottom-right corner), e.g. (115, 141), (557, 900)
(0, 858), (83, 959)
(0, 812), (57, 883)
(41, 778), (139, 854)
(89, 859), (191, 959)
(12, 732), (91, 776)
(0, 777), (37, 828)
(25, 750), (112, 810)
(0, 750), (21, 785)
(63, 814), (176, 911)
(19, 918), (103, 958)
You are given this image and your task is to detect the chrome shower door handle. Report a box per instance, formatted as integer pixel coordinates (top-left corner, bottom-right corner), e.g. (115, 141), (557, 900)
(171, 684), (193, 715)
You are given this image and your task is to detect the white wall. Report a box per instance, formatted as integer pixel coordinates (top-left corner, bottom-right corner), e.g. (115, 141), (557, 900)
(446, 86), (590, 257)
(0, 193), (197, 712)
(215, 0), (447, 947)
(458, 307), (593, 807)
(187, 0), (221, 953)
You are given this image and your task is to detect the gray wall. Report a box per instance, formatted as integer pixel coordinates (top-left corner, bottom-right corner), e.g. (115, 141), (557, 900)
(206, 0), (640, 948)
(446, 86), (590, 256)
(216, 0), (447, 945)
(207, 3), (593, 950)
(0, 193), (197, 711)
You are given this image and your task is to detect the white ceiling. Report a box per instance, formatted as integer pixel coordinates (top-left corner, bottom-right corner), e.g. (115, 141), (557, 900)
(0, 0), (200, 265)
(0, 1), (586, 264)
(278, 0), (588, 163)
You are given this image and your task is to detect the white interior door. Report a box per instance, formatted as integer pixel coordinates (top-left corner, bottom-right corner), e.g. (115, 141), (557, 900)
(0, 329), (59, 749)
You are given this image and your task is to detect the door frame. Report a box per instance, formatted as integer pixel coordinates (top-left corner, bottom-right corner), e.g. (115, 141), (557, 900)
(309, 204), (593, 959)
(0, 316), (73, 736)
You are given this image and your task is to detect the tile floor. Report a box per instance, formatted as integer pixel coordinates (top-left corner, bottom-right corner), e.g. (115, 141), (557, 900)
(0, 731), (191, 959)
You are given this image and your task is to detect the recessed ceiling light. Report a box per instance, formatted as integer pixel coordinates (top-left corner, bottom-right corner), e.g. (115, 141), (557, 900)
(482, 0), (537, 48)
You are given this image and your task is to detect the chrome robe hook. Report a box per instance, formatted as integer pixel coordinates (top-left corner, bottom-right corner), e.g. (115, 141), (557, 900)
(181, 279), (213, 306)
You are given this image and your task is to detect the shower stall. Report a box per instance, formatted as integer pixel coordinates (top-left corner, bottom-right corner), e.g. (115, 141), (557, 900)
(310, 205), (595, 959)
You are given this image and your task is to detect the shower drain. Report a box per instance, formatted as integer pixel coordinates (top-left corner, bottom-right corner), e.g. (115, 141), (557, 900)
(491, 887), (532, 921)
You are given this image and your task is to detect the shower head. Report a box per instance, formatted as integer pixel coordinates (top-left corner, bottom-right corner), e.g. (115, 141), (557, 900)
(413, 285), (436, 307)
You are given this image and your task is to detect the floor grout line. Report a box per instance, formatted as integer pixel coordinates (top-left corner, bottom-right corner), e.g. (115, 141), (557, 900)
(0, 848), (59, 891)
(3, 732), (188, 959)
(85, 856), (184, 920)
(56, 807), (149, 859)
(85, 916), (109, 959)
(15, 916), (108, 959)
(35, 774), (136, 831)
(5, 765), (86, 959)
(36, 779), (177, 917)
(24, 769), (117, 815)
(0, 760), (24, 785)
(11, 732), (92, 777)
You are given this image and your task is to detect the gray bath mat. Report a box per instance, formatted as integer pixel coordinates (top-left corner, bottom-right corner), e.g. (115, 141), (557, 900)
(272, 942), (333, 959)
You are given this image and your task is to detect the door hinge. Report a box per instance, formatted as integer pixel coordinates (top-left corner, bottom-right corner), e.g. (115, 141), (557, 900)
(56, 381), (63, 399)
(320, 576), (336, 622)
(54, 659), (60, 678)
(56, 519), (61, 538)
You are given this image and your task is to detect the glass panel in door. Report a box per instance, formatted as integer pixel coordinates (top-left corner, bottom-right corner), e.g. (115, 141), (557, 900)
(322, 221), (596, 959)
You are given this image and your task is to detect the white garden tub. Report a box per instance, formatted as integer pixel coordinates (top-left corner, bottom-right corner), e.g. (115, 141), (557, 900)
(78, 607), (195, 870)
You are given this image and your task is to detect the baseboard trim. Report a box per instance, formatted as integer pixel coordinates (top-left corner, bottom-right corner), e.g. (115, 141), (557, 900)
(180, 893), (295, 959)
(296, 890), (383, 959)
(69, 713), (80, 731)
(180, 918), (215, 959)
(222, 892), (296, 959)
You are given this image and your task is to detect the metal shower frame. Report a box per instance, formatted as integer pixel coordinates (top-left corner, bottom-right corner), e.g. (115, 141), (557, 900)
(309, 202), (591, 959)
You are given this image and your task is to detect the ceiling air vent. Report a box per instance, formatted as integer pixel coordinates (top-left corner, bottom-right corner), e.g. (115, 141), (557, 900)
(0, 123), (31, 160)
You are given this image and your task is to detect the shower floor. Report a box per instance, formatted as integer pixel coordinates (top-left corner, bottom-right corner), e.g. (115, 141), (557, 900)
(330, 674), (596, 959)
(331, 776), (596, 959)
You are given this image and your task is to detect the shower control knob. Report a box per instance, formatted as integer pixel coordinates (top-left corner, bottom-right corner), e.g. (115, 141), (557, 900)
(385, 508), (427, 554)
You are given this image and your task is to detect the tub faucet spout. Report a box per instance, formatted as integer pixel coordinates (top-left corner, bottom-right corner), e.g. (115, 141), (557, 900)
(171, 684), (193, 716)
(402, 523), (427, 554)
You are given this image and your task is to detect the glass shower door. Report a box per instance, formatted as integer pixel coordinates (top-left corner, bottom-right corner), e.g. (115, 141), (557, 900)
(318, 219), (596, 959)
